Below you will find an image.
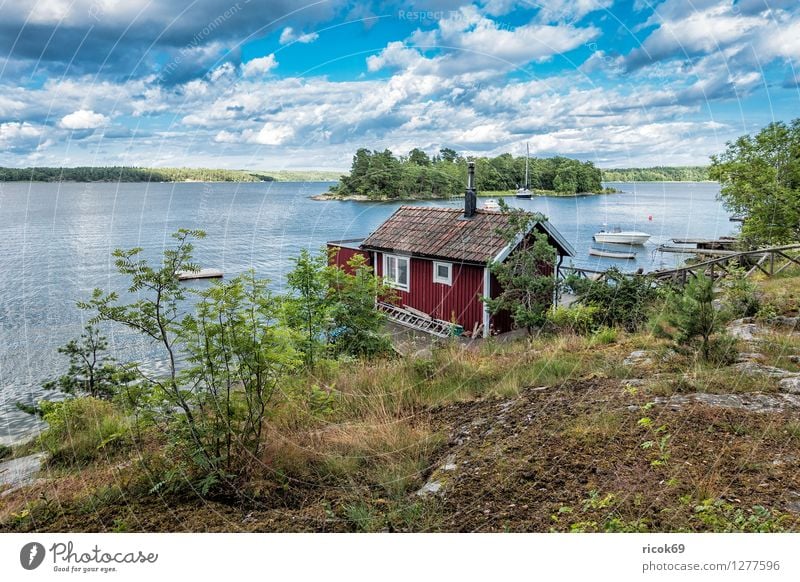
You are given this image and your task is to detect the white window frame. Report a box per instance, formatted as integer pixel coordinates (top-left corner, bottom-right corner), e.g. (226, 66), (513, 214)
(383, 253), (410, 291)
(432, 261), (452, 286)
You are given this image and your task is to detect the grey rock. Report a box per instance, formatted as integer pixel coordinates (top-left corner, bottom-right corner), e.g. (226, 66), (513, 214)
(733, 361), (797, 378)
(772, 316), (799, 330)
(779, 377), (800, 394)
(416, 480), (442, 496)
(727, 319), (762, 341)
(624, 350), (653, 366)
(653, 392), (800, 413)
(737, 352), (765, 363)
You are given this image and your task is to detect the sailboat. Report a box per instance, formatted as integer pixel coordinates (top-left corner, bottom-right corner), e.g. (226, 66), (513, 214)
(516, 142), (532, 199)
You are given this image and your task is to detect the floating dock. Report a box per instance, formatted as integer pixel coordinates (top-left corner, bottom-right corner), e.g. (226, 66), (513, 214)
(657, 245), (739, 257)
(176, 268), (224, 281)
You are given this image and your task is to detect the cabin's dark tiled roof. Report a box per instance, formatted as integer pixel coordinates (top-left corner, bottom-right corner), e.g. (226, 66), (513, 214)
(361, 206), (574, 263)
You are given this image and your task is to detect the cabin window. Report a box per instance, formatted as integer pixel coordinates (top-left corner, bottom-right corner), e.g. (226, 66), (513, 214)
(384, 254), (410, 291)
(433, 261), (452, 285)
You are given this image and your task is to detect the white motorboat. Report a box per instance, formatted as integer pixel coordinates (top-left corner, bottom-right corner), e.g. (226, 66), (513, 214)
(593, 226), (650, 245)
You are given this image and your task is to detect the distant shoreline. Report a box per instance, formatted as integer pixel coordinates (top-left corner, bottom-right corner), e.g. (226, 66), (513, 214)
(0, 166), (343, 184)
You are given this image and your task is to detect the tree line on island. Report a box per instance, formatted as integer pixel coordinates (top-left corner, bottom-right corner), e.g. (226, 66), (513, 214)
(0, 167), (342, 183)
(330, 147), (607, 199)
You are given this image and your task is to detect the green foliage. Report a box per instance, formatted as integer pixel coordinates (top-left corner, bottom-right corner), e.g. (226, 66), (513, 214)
(568, 268), (657, 331)
(692, 499), (789, 532)
(484, 206), (557, 333)
(547, 305), (599, 335)
(664, 274), (722, 360)
(0, 444), (11, 460)
(180, 271), (300, 481)
(591, 326), (618, 344)
(0, 166), (275, 182)
(330, 148), (603, 199)
(328, 254), (395, 358)
(709, 119), (800, 246)
(42, 324), (133, 399)
(601, 166), (709, 182)
(37, 398), (131, 466)
(283, 249), (331, 366)
(721, 265), (761, 318)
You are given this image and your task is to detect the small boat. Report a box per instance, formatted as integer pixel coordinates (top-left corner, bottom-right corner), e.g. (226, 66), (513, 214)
(593, 226), (650, 245)
(176, 268), (224, 281)
(482, 199), (501, 211)
(516, 142), (532, 199)
(589, 247), (636, 259)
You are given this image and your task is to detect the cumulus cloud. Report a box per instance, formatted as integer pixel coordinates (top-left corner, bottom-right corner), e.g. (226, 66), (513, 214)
(59, 109), (109, 129)
(0, 121), (43, 151)
(278, 27), (319, 45)
(241, 54), (279, 77)
(369, 7), (599, 78)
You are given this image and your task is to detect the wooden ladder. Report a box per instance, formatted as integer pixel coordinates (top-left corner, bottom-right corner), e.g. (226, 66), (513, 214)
(378, 302), (452, 338)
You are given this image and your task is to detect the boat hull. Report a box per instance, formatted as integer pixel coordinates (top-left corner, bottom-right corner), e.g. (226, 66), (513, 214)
(593, 232), (650, 245)
(589, 248), (636, 259)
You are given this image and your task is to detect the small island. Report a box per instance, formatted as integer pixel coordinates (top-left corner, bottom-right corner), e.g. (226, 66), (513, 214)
(315, 148), (614, 201)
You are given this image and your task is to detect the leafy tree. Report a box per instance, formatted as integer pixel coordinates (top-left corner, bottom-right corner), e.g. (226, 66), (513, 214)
(484, 203), (557, 334)
(407, 148), (431, 166)
(80, 229), (214, 470)
(181, 271), (299, 482)
(439, 147), (459, 162)
(42, 324), (132, 399)
(709, 119), (800, 246)
(328, 254), (394, 357)
(283, 248), (331, 366)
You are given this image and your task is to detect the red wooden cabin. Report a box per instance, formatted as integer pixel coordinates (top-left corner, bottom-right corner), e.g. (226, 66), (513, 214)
(327, 163), (574, 337)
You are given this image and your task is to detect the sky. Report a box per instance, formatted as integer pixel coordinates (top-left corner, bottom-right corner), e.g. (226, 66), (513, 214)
(0, 0), (798, 170)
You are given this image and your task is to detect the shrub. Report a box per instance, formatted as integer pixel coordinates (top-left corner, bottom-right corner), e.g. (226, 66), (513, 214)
(38, 398), (131, 466)
(0, 443), (11, 460)
(568, 268), (658, 331)
(547, 305), (599, 335)
(721, 266), (760, 318)
(591, 326), (618, 345)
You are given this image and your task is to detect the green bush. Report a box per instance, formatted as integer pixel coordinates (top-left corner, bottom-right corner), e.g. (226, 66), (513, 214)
(547, 305), (599, 335)
(567, 268), (658, 331)
(722, 267), (760, 318)
(38, 398), (131, 466)
(591, 326), (618, 344)
(0, 443), (11, 460)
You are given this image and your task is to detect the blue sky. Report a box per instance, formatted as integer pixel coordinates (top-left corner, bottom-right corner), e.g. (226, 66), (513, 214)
(0, 0), (798, 169)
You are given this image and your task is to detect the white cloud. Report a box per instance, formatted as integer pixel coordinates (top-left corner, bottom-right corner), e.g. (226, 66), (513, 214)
(246, 122), (295, 145)
(279, 26), (319, 45)
(59, 109), (109, 129)
(241, 54), (278, 77)
(0, 121), (43, 144)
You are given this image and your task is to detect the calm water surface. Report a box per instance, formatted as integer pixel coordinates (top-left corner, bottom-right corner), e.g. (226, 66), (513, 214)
(0, 180), (734, 444)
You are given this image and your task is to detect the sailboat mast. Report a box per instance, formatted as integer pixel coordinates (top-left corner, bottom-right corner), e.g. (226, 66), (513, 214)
(525, 142), (529, 189)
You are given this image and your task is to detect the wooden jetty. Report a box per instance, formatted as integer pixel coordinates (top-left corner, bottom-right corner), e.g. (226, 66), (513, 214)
(670, 236), (737, 250)
(657, 245), (739, 257)
(176, 268), (224, 281)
